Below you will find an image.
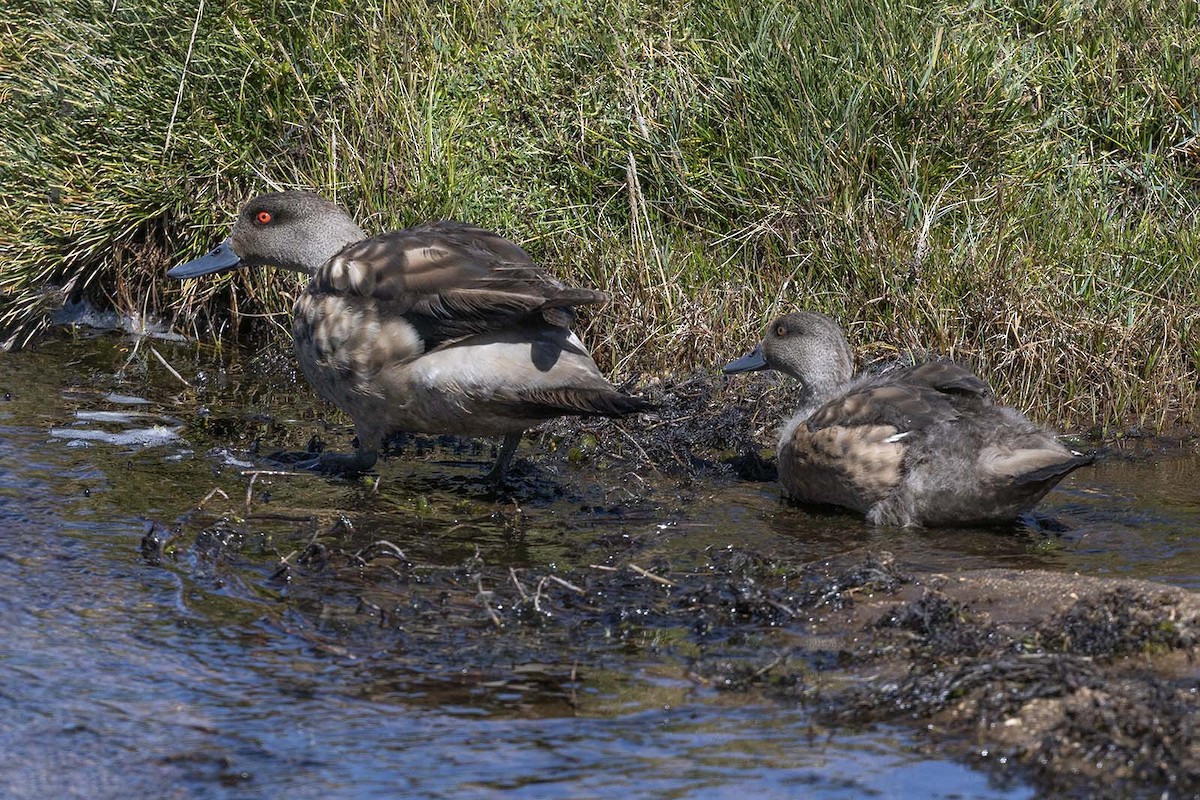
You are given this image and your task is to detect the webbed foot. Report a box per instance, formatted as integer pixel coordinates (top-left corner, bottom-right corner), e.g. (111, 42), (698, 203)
(267, 447), (378, 476)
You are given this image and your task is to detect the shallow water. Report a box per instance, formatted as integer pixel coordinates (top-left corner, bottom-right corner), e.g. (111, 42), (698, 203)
(2, 332), (1196, 798)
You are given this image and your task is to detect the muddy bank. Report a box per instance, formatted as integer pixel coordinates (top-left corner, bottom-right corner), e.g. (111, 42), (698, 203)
(813, 561), (1199, 796)
(144, 492), (1200, 799)
(141, 358), (1200, 799)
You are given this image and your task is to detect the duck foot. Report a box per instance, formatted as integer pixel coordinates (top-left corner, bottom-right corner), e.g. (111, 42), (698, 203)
(267, 447), (378, 476)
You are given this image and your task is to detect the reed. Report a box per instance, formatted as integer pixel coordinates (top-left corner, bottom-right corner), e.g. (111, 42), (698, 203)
(2, 0), (1197, 428)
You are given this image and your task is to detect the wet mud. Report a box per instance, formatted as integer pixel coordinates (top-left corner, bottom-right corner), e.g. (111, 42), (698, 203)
(141, 355), (1197, 799)
(144, 490), (1200, 799)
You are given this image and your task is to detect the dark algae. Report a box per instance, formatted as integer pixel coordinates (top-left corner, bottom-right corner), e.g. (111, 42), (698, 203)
(148, 502), (1200, 798)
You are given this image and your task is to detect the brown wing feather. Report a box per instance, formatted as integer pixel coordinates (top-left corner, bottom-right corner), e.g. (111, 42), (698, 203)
(807, 361), (992, 434)
(307, 221), (606, 345)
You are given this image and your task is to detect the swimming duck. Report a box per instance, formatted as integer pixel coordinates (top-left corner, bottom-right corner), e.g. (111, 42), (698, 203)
(724, 311), (1092, 527)
(169, 190), (649, 479)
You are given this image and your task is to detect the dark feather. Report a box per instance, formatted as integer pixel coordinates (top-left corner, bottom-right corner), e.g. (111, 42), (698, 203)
(902, 360), (993, 399)
(307, 221), (606, 349)
(807, 360), (992, 434)
(491, 387), (653, 420)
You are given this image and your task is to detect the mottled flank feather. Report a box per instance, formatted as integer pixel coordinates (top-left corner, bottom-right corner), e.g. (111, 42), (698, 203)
(780, 423), (904, 513)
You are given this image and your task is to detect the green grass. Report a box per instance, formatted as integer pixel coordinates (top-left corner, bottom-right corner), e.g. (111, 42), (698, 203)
(2, 0), (1198, 429)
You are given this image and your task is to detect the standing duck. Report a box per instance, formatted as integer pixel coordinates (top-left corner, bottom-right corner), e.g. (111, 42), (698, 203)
(169, 190), (648, 479)
(724, 311), (1092, 527)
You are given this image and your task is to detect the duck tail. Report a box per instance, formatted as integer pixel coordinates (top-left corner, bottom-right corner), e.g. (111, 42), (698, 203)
(536, 289), (607, 328)
(542, 288), (608, 310)
(598, 392), (655, 416)
(1012, 451), (1095, 487)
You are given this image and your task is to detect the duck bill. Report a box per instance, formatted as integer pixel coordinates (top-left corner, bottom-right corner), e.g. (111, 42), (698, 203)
(723, 344), (768, 374)
(168, 239), (242, 279)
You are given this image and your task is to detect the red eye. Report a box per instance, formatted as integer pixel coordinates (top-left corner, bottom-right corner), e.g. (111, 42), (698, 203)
(255, 211), (272, 225)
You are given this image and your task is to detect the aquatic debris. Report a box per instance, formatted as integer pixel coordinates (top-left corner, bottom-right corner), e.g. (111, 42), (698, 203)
(50, 409), (184, 448)
(51, 425), (183, 448)
(53, 297), (186, 342)
(139, 520), (181, 565)
(102, 393), (153, 405)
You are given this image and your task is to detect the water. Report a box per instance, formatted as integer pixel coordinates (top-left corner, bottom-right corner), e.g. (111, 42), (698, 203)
(2, 331), (1195, 798)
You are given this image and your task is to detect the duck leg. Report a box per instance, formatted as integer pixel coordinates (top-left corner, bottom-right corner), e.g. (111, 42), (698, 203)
(486, 432), (523, 484)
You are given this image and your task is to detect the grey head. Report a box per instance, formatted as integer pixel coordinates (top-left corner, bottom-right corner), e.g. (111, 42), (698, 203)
(168, 191), (368, 279)
(724, 310), (856, 404)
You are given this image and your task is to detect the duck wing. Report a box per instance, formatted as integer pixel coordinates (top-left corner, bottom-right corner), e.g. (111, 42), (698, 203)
(308, 221), (605, 346)
(902, 361), (993, 402)
(806, 361), (993, 434)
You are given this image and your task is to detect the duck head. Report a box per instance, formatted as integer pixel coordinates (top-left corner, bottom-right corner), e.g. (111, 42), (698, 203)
(724, 310), (856, 400)
(169, 191), (367, 279)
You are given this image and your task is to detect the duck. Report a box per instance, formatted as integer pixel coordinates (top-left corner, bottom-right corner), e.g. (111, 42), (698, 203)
(169, 190), (649, 480)
(723, 310), (1092, 527)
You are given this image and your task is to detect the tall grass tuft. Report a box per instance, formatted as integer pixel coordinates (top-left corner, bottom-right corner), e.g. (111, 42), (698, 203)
(2, 0), (1198, 429)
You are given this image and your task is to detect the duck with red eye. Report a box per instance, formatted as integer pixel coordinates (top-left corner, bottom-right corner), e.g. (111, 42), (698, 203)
(169, 190), (650, 481)
(724, 311), (1092, 527)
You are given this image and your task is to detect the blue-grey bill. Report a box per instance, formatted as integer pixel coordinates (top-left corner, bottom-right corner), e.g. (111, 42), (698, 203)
(723, 344), (768, 374)
(167, 239), (242, 279)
